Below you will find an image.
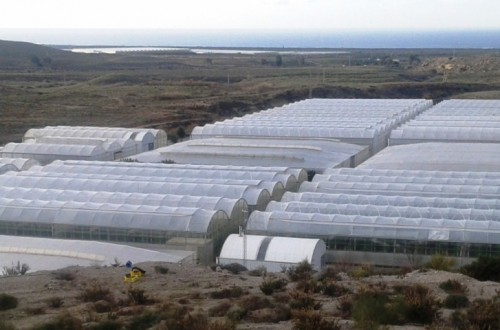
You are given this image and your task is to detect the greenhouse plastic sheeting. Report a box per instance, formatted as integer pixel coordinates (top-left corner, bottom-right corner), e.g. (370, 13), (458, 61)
(265, 200), (500, 221)
(0, 174), (271, 210)
(0, 158), (39, 171)
(246, 211), (500, 244)
(0, 164), (17, 175)
(36, 163), (298, 192)
(324, 168), (500, 179)
(313, 174), (500, 186)
(281, 192), (500, 210)
(0, 197), (228, 233)
(0, 186), (248, 225)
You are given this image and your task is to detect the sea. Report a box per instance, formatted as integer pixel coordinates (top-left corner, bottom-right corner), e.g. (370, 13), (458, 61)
(1, 29), (500, 51)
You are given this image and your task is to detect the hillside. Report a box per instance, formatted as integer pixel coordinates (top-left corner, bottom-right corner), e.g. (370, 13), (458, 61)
(1, 40), (500, 145)
(1, 262), (500, 329)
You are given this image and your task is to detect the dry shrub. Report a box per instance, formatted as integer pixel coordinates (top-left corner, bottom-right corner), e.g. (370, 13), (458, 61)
(209, 319), (236, 330)
(288, 290), (321, 311)
(295, 278), (322, 294)
(33, 312), (83, 330)
(78, 282), (113, 303)
(248, 266), (267, 277)
(208, 300), (232, 317)
(287, 259), (313, 282)
(248, 304), (291, 323)
(259, 276), (287, 295)
(443, 294), (469, 309)
(292, 309), (341, 330)
(403, 284), (440, 324)
(0, 293), (18, 311)
(24, 306), (45, 315)
(439, 279), (468, 294)
(318, 266), (341, 281)
(273, 291), (291, 304)
(238, 294), (273, 312)
(94, 300), (114, 313)
(46, 296), (64, 308)
(337, 295), (353, 318)
(127, 287), (154, 305)
(52, 270), (76, 281)
(349, 264), (373, 279)
(322, 281), (349, 297)
(209, 286), (245, 299)
(154, 265), (169, 274)
(451, 297), (500, 329)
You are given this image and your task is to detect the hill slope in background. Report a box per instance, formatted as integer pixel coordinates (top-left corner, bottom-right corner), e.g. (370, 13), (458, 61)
(1, 39), (500, 145)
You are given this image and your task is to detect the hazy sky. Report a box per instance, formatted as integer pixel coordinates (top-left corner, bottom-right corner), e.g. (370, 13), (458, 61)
(1, 0), (500, 31)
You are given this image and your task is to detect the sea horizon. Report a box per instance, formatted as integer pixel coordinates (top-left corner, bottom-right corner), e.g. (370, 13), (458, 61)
(1, 28), (500, 49)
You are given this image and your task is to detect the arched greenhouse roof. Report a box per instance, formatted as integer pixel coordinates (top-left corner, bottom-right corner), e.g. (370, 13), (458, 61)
(0, 174), (270, 210)
(37, 163), (298, 192)
(281, 192), (500, 211)
(0, 197), (228, 233)
(246, 211), (500, 245)
(219, 234), (326, 265)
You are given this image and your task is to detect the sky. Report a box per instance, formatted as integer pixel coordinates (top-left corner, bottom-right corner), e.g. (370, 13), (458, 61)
(1, 0), (500, 31)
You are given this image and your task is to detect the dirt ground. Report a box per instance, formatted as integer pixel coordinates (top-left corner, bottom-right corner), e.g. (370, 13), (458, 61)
(1, 262), (500, 329)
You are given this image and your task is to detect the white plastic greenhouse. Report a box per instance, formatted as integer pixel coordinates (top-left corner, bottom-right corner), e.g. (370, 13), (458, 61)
(191, 98), (432, 155)
(138, 137), (369, 172)
(218, 234), (326, 272)
(389, 99), (500, 145)
(0, 235), (191, 272)
(0, 142), (111, 165)
(0, 174), (271, 211)
(24, 126), (167, 150)
(265, 200), (500, 221)
(0, 164), (17, 174)
(357, 143), (500, 172)
(37, 162), (298, 192)
(281, 192), (500, 210)
(56, 160), (310, 186)
(0, 186), (249, 226)
(0, 158), (39, 171)
(15, 171), (285, 201)
(246, 210), (500, 246)
(299, 181), (500, 199)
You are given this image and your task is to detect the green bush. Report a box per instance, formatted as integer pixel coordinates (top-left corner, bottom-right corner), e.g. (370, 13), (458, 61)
(426, 254), (456, 271)
(443, 294), (469, 309)
(439, 279), (467, 294)
(286, 259), (313, 282)
(349, 265), (373, 279)
(461, 255), (500, 282)
(259, 277), (287, 295)
(0, 293), (18, 311)
(403, 284), (439, 324)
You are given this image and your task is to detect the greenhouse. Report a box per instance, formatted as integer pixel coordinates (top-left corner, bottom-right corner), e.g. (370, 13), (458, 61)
(218, 234), (326, 272)
(56, 160), (310, 186)
(142, 137), (369, 173)
(37, 162), (299, 192)
(389, 99), (500, 145)
(0, 157), (39, 171)
(0, 164), (17, 175)
(0, 198), (230, 263)
(245, 210), (500, 260)
(0, 235), (191, 272)
(0, 186), (249, 227)
(357, 143), (500, 172)
(0, 143), (111, 165)
(16, 170), (286, 201)
(24, 125), (167, 150)
(191, 98), (432, 155)
(0, 174), (271, 211)
(281, 192), (500, 210)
